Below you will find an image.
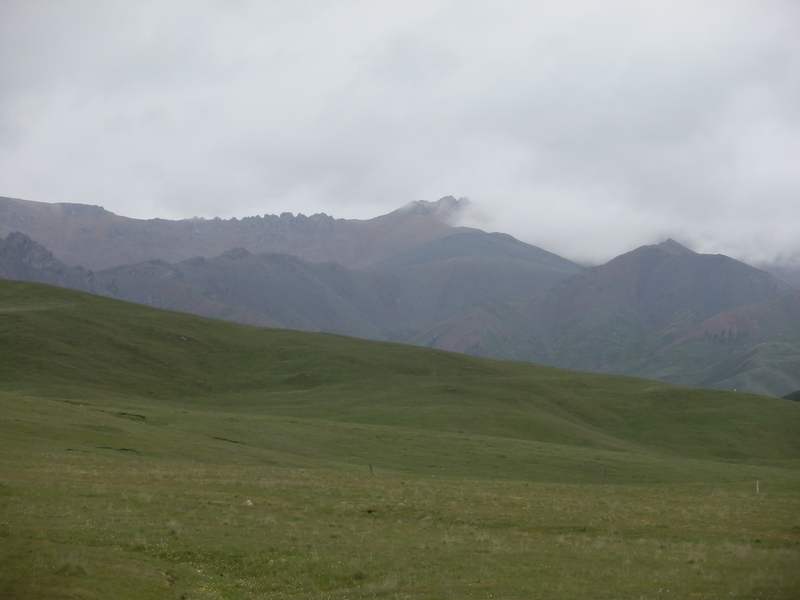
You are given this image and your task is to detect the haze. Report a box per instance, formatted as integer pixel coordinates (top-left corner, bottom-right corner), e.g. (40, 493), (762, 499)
(1, 0), (798, 265)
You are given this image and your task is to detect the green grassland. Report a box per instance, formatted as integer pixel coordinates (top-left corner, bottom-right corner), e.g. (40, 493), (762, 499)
(1, 280), (799, 599)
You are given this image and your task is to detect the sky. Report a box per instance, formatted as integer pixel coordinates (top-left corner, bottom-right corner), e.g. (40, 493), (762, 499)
(1, 0), (799, 266)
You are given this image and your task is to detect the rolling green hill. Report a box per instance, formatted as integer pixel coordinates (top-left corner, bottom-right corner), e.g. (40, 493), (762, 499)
(2, 280), (800, 599)
(2, 279), (799, 465)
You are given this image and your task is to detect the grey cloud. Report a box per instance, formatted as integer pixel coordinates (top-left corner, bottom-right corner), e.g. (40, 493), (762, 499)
(0, 0), (798, 266)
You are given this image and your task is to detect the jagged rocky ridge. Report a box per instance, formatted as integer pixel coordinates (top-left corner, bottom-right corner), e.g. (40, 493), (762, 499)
(0, 195), (486, 270)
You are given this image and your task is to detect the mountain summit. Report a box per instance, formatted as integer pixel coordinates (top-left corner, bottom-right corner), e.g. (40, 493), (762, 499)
(0, 195), (486, 271)
(1, 196), (797, 398)
(398, 196), (469, 223)
(412, 240), (796, 396)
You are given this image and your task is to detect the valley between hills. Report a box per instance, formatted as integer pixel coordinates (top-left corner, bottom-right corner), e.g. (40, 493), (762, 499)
(1, 194), (798, 398)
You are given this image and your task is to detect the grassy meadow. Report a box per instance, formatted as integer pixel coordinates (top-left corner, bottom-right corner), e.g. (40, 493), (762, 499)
(1, 280), (799, 599)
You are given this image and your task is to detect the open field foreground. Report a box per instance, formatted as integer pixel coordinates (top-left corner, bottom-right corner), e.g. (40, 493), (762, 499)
(1, 280), (800, 599)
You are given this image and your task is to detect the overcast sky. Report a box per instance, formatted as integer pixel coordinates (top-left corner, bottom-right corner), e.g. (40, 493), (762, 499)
(1, 0), (798, 265)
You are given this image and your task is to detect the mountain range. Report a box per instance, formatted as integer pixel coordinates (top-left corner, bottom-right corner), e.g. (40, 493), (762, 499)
(0, 194), (573, 271)
(413, 240), (798, 396)
(1, 194), (798, 398)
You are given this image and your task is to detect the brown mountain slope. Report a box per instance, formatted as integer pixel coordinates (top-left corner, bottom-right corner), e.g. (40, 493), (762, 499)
(0, 196), (485, 270)
(0, 231), (97, 292)
(630, 291), (800, 397)
(671, 291), (800, 348)
(415, 240), (794, 384)
(98, 248), (581, 338)
(526, 240), (792, 367)
(0, 231), (579, 340)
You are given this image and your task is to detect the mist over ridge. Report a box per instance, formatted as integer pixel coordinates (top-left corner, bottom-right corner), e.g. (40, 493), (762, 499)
(2, 193), (799, 399)
(1, 1), (798, 270)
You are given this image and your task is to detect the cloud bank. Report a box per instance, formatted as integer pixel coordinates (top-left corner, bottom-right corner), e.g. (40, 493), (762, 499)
(1, 0), (798, 265)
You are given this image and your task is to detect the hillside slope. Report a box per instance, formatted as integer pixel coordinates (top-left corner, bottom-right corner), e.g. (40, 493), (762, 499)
(0, 231), (579, 338)
(0, 231), (97, 292)
(2, 279), (799, 463)
(2, 282), (799, 600)
(416, 241), (796, 396)
(0, 195), (579, 273)
(633, 291), (800, 397)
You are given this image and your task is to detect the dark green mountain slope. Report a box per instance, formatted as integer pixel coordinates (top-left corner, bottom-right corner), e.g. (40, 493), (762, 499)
(371, 230), (581, 271)
(100, 250), (570, 338)
(99, 250), (386, 337)
(526, 240), (791, 368)
(377, 256), (578, 332)
(0, 231), (579, 340)
(416, 241), (796, 396)
(631, 291), (800, 397)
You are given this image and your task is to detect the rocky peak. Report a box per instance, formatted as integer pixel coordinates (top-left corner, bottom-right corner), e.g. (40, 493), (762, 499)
(400, 196), (470, 223)
(656, 238), (695, 255)
(0, 232), (56, 268)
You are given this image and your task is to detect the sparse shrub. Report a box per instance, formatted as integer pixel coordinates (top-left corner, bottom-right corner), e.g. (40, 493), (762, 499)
(167, 519), (182, 538)
(56, 556), (88, 576)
